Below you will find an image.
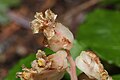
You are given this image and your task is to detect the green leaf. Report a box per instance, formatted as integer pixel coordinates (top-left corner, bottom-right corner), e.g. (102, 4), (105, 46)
(112, 74), (120, 80)
(70, 40), (86, 60)
(44, 48), (55, 55)
(76, 9), (120, 67)
(4, 54), (36, 80)
(62, 72), (70, 80)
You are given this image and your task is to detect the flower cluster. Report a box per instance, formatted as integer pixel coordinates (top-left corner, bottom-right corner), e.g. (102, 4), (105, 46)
(17, 50), (67, 80)
(17, 9), (112, 80)
(31, 9), (74, 52)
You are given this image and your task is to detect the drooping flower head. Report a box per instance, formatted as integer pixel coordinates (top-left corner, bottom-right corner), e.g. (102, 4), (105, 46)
(17, 50), (68, 80)
(31, 9), (74, 51)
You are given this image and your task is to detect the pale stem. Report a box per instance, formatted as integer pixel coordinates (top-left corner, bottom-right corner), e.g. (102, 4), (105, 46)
(66, 50), (78, 80)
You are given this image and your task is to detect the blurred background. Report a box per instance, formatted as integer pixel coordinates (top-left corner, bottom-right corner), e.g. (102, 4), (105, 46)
(0, 0), (120, 80)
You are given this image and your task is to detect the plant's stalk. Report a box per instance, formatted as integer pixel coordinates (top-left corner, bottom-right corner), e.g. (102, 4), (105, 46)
(66, 50), (78, 80)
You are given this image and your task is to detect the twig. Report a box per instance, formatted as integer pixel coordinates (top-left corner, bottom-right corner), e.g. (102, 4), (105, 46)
(7, 11), (30, 29)
(66, 50), (78, 80)
(63, 0), (101, 19)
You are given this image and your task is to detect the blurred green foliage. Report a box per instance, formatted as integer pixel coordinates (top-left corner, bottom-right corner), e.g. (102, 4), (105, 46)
(0, 0), (20, 24)
(76, 9), (120, 79)
(113, 75), (120, 80)
(4, 54), (36, 80)
(77, 9), (120, 67)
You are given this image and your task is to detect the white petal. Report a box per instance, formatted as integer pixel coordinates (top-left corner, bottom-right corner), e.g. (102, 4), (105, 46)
(75, 51), (112, 80)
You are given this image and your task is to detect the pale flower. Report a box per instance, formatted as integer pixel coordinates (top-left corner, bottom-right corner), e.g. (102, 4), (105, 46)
(75, 51), (112, 80)
(16, 50), (68, 80)
(48, 23), (74, 51)
(31, 9), (57, 40)
(48, 50), (68, 71)
(31, 9), (74, 52)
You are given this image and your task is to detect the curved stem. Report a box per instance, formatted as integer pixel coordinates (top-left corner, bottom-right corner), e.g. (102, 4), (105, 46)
(66, 50), (78, 80)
